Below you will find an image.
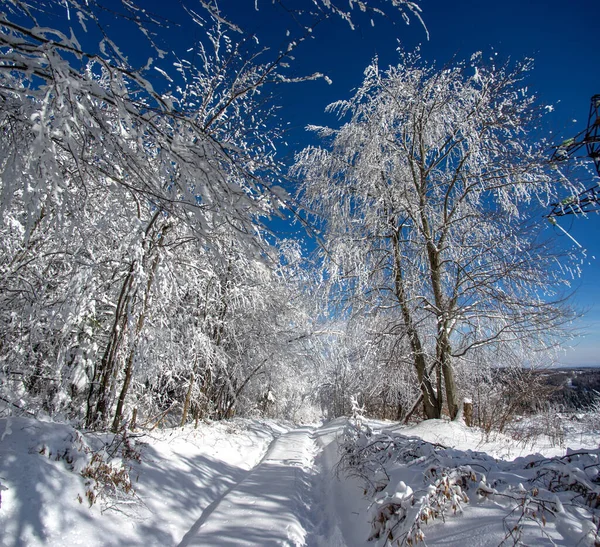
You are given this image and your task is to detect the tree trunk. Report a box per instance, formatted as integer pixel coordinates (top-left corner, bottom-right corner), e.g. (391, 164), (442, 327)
(463, 400), (473, 427)
(415, 353), (439, 419)
(395, 398), (403, 421)
(181, 372), (195, 427)
(442, 358), (459, 420)
(111, 220), (167, 433)
(86, 262), (134, 428)
(111, 346), (136, 432)
(435, 362), (443, 417)
(86, 211), (163, 430)
(438, 326), (459, 419)
(390, 221), (439, 419)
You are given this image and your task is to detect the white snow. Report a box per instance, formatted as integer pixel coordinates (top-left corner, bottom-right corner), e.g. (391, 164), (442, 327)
(0, 417), (291, 546)
(1, 415), (599, 546)
(179, 425), (317, 546)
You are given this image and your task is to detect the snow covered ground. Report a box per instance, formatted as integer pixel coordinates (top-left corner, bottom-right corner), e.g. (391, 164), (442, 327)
(1, 414), (599, 546)
(0, 417), (293, 546)
(339, 418), (600, 546)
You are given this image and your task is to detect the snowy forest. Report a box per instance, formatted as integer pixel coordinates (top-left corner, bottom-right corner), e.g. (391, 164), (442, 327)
(1, 1), (599, 546)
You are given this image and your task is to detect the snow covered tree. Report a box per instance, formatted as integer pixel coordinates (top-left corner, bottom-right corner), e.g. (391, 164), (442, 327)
(0, 0), (429, 426)
(293, 50), (579, 420)
(0, 0), (311, 427)
(310, 313), (419, 420)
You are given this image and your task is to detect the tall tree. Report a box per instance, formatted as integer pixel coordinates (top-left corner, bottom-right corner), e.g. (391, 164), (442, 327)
(293, 50), (579, 419)
(0, 0), (427, 426)
(0, 0), (305, 426)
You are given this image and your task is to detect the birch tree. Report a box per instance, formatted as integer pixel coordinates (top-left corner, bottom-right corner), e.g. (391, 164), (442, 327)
(293, 50), (579, 420)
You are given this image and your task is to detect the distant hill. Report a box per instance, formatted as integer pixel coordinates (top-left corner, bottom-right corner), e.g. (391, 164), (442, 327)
(536, 367), (600, 410)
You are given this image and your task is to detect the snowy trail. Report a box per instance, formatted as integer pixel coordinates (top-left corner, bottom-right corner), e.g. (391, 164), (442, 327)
(307, 419), (372, 547)
(3, 416), (600, 547)
(176, 425), (319, 546)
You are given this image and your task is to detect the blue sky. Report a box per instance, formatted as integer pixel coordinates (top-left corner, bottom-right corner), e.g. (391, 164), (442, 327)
(85, 0), (600, 365)
(242, 0), (599, 366)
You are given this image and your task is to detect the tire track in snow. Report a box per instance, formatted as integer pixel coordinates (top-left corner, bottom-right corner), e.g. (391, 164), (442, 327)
(175, 430), (286, 547)
(176, 425), (318, 547)
(306, 419), (371, 547)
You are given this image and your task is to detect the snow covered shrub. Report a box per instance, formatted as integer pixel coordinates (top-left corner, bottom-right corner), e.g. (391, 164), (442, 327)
(506, 404), (566, 448)
(340, 424), (600, 546)
(583, 396), (600, 435)
(81, 453), (136, 510)
(538, 404), (566, 446)
(470, 367), (556, 437)
(481, 449), (600, 546)
(40, 427), (142, 511)
(350, 395), (366, 422)
(24, 418), (141, 512)
(79, 428), (141, 511)
(61, 428), (141, 511)
(339, 427), (479, 545)
(366, 468), (476, 546)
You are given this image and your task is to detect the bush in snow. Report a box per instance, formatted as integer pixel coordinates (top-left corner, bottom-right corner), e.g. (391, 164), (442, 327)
(339, 423), (600, 546)
(78, 427), (143, 511)
(33, 423), (142, 512)
(339, 424), (477, 545)
(583, 396), (600, 435)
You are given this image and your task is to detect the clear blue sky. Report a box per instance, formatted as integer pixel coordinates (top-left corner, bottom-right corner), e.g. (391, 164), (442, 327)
(243, 0), (599, 366)
(106, 0), (600, 365)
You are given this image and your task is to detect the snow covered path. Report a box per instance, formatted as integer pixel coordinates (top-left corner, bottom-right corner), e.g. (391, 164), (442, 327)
(4, 416), (598, 547)
(1, 417), (358, 547)
(177, 425), (319, 546)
